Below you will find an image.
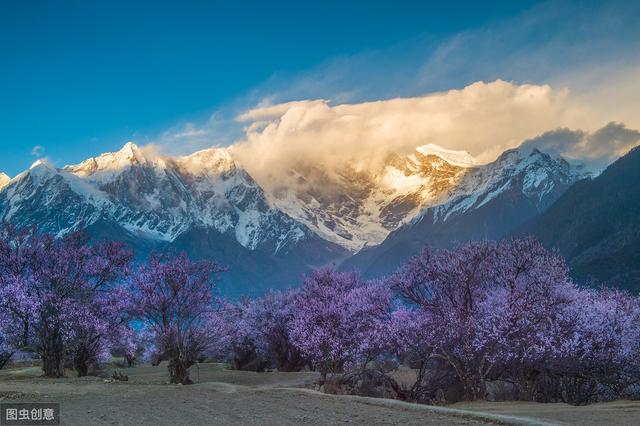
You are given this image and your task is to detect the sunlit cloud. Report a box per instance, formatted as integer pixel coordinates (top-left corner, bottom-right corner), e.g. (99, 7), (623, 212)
(230, 80), (603, 191)
(221, 1), (640, 111)
(147, 0), (640, 188)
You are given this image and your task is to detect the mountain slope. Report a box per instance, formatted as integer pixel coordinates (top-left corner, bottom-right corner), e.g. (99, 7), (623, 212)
(517, 146), (640, 292)
(268, 145), (474, 250)
(62, 142), (307, 252)
(341, 146), (586, 278)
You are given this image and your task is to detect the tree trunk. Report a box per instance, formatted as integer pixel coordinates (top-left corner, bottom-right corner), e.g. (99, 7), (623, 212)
(277, 345), (305, 372)
(125, 354), (135, 368)
(42, 347), (64, 378)
(74, 349), (89, 377)
(168, 358), (192, 384)
(0, 351), (14, 370)
(40, 308), (65, 378)
(319, 370), (328, 387)
(519, 369), (540, 401)
(75, 361), (88, 377)
(462, 375), (487, 400)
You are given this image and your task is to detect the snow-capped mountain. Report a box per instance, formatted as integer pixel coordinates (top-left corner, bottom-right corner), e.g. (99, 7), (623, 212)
(414, 144), (477, 167)
(0, 140), (592, 293)
(2, 142), (308, 253)
(427, 146), (586, 224)
(516, 145), (640, 292)
(341, 145), (588, 277)
(0, 173), (10, 191)
(268, 145), (474, 250)
(0, 159), (109, 236)
(0, 143), (346, 296)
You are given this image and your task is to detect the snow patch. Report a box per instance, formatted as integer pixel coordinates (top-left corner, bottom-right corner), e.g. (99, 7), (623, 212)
(381, 166), (425, 192)
(416, 144), (476, 167)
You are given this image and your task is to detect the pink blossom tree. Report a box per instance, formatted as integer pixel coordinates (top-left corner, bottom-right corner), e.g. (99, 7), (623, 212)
(0, 226), (132, 377)
(220, 291), (305, 372)
(385, 307), (438, 401)
(390, 238), (577, 400)
(68, 286), (135, 376)
(109, 326), (143, 367)
(251, 291), (306, 372)
(130, 253), (225, 384)
(0, 332), (14, 370)
(213, 298), (267, 371)
(0, 226), (41, 354)
(546, 288), (640, 404)
(289, 269), (392, 385)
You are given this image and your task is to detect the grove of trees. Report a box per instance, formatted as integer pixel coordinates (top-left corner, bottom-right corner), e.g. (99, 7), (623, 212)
(0, 225), (638, 405)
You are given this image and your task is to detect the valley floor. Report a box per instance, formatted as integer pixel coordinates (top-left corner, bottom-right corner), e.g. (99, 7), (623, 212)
(0, 363), (638, 426)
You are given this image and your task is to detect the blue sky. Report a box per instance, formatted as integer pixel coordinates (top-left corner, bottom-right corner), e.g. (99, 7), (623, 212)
(1, 0), (639, 176)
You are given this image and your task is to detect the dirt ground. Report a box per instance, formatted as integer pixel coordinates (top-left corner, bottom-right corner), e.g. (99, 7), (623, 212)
(0, 363), (638, 426)
(452, 400), (640, 426)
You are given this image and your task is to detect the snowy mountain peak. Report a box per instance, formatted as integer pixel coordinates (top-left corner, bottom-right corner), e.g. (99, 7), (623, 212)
(30, 159), (54, 170)
(415, 144), (476, 167)
(26, 160), (57, 182)
(179, 147), (236, 175)
(0, 142), (318, 255)
(0, 139), (591, 260)
(65, 142), (156, 180)
(117, 142), (144, 161)
(188, 146), (232, 162)
(0, 173), (10, 190)
(341, 145), (591, 279)
(495, 145), (579, 178)
(419, 143), (586, 225)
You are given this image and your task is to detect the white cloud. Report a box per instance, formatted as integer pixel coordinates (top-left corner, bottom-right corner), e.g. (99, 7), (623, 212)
(31, 145), (45, 157)
(147, 1), (640, 186)
(154, 112), (244, 157)
(231, 80), (607, 191)
(210, 1), (639, 116)
(173, 129), (208, 138)
(229, 78), (640, 193)
(559, 64), (640, 132)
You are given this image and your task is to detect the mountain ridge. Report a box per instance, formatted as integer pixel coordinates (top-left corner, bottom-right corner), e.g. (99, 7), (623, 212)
(0, 143), (347, 296)
(0, 139), (625, 295)
(267, 145), (474, 250)
(340, 145), (587, 278)
(516, 145), (640, 292)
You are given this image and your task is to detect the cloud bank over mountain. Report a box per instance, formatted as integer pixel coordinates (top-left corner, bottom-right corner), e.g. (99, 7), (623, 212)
(521, 123), (640, 169)
(40, 2), (633, 185)
(229, 80), (638, 192)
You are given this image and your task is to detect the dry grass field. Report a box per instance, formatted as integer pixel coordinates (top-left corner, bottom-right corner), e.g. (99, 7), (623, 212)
(1, 363), (638, 425)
